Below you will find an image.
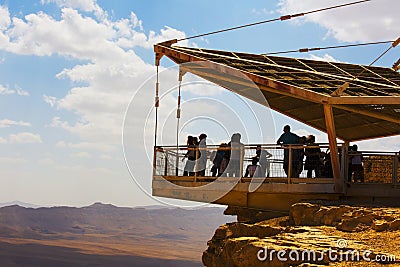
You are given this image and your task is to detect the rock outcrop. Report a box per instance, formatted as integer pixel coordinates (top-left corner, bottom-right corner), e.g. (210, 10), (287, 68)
(290, 203), (400, 232)
(203, 203), (400, 266)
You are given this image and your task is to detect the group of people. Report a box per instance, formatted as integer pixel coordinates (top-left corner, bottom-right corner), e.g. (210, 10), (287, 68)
(181, 125), (365, 181)
(277, 125), (365, 181)
(182, 133), (248, 177)
(182, 133), (208, 176)
(210, 133), (244, 177)
(276, 125), (331, 178)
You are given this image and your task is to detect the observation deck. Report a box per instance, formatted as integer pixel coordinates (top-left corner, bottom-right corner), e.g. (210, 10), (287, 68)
(152, 144), (400, 211)
(151, 41), (400, 211)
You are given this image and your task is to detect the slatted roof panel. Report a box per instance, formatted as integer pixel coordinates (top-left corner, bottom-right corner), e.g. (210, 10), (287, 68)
(155, 44), (400, 141)
(174, 46), (400, 97)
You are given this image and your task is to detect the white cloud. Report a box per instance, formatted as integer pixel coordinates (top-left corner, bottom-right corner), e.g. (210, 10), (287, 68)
(0, 5), (190, 148)
(54, 140), (115, 152)
(0, 84), (15, 95)
(9, 132), (43, 144)
(16, 88), (30, 96)
(37, 157), (55, 165)
(251, 8), (275, 16)
(100, 154), (113, 160)
(40, 0), (106, 19)
(0, 137), (7, 144)
(55, 140), (67, 147)
(0, 6), (186, 58)
(0, 6), (11, 30)
(308, 53), (338, 62)
(358, 136), (400, 152)
(0, 119), (31, 128)
(130, 12), (143, 30)
(71, 151), (92, 159)
(43, 94), (58, 107)
(0, 156), (28, 164)
(0, 84), (29, 96)
(278, 0), (399, 42)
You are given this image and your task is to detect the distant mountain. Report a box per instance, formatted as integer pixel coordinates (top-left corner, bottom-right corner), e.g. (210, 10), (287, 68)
(0, 201), (40, 209)
(0, 202), (230, 237)
(0, 202), (233, 266)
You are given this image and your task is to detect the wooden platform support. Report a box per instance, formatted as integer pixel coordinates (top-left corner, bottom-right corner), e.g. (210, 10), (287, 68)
(324, 104), (343, 193)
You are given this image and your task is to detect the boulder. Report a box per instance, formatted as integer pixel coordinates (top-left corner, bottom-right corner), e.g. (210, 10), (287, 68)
(372, 220), (389, 232)
(389, 219), (400, 230)
(290, 203), (321, 226)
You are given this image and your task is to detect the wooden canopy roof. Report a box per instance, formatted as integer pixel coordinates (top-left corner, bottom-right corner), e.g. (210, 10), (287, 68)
(154, 42), (400, 142)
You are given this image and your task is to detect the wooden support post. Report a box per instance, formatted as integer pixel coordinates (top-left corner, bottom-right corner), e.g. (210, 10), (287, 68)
(392, 153), (399, 187)
(324, 104), (342, 193)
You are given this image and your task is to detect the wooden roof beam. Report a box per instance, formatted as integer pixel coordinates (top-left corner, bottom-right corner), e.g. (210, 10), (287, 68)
(333, 105), (400, 125)
(156, 44), (400, 106)
(329, 96), (400, 105)
(155, 44), (332, 104)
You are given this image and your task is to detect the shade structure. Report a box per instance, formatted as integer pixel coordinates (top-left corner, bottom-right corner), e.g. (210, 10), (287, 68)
(154, 42), (400, 142)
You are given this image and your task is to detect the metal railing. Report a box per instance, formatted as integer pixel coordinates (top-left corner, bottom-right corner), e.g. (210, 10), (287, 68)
(153, 144), (399, 186)
(154, 143), (346, 182)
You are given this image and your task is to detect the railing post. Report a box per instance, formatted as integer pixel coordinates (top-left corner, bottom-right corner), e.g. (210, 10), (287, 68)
(340, 144), (348, 193)
(175, 148), (179, 176)
(194, 149), (198, 182)
(392, 153), (399, 187)
(239, 145), (244, 178)
(164, 151), (168, 176)
(288, 145), (292, 183)
(153, 147), (157, 178)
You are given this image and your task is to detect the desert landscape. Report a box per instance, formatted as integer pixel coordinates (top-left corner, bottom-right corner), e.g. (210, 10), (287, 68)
(0, 203), (233, 266)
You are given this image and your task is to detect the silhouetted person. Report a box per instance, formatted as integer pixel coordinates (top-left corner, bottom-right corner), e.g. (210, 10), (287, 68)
(255, 145), (272, 177)
(196, 133), (208, 176)
(349, 144), (364, 182)
(227, 133), (244, 177)
(211, 143), (227, 177)
(183, 135), (196, 176)
(296, 136), (306, 178)
(277, 125), (299, 177)
(244, 157), (260, 178)
(304, 135), (321, 178)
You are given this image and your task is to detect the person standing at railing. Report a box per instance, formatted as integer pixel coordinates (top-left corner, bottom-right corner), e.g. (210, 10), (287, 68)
(227, 133), (244, 177)
(254, 145), (272, 177)
(183, 135), (197, 176)
(195, 133), (208, 176)
(277, 125), (299, 177)
(295, 136), (307, 178)
(211, 143), (228, 177)
(304, 135), (321, 178)
(349, 144), (364, 182)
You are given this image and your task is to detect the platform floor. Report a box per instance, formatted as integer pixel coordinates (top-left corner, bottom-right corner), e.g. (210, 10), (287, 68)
(152, 176), (400, 211)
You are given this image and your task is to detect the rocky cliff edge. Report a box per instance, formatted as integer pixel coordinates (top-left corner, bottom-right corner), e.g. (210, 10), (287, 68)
(203, 203), (400, 267)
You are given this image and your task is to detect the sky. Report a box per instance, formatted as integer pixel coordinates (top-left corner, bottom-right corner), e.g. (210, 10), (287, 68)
(0, 0), (399, 207)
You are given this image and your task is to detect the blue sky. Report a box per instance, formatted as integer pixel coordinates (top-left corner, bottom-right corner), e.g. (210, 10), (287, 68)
(0, 0), (399, 207)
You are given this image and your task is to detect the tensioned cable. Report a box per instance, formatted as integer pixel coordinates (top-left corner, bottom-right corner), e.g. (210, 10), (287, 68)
(262, 40), (394, 56)
(355, 38), (399, 76)
(177, 0), (371, 42)
(333, 37), (400, 96)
